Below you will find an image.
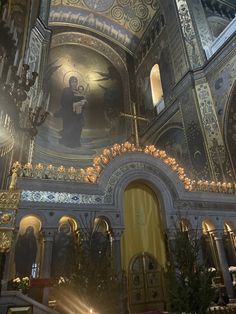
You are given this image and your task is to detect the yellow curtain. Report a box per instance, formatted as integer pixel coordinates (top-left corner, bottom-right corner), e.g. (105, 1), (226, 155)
(121, 181), (166, 271)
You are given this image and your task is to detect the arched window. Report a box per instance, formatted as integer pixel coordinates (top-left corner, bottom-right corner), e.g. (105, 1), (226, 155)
(150, 64), (164, 114)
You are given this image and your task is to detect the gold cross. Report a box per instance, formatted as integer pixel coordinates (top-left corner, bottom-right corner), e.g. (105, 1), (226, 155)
(120, 102), (149, 147)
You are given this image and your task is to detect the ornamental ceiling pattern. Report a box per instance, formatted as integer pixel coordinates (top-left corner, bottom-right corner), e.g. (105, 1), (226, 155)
(50, 0), (159, 54)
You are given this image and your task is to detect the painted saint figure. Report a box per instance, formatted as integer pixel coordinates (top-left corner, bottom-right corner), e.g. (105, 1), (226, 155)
(14, 226), (37, 277)
(51, 222), (75, 278)
(55, 76), (87, 148)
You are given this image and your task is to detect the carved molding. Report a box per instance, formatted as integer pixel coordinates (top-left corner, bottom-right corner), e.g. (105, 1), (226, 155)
(0, 191), (21, 210)
(0, 230), (13, 252)
(175, 0), (203, 68)
(195, 82), (232, 180)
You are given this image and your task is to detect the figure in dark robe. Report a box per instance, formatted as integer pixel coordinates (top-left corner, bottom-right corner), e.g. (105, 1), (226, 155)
(55, 76), (87, 148)
(14, 226), (37, 277)
(51, 222), (75, 278)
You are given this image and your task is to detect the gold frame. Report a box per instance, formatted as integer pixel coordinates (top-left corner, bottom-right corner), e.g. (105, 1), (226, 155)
(7, 306), (32, 313)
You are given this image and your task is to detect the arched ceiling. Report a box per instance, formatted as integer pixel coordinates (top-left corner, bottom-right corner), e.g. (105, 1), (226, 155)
(49, 0), (160, 54)
(218, 0), (236, 8)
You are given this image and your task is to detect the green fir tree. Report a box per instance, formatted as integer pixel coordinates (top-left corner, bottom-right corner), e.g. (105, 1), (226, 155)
(55, 216), (123, 314)
(167, 227), (215, 314)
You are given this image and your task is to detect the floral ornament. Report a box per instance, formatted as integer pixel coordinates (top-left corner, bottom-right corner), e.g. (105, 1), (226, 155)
(13, 141), (236, 194)
(111, 0), (156, 33)
(0, 213), (12, 224)
(12, 277), (30, 293)
(56, 276), (71, 288)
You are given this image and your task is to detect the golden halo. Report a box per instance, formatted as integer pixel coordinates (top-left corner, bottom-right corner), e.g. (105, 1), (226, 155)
(63, 70), (84, 86)
(19, 216), (42, 235)
(63, 70), (90, 93)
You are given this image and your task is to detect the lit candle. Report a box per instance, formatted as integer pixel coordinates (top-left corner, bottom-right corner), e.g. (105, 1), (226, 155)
(46, 93), (50, 111)
(5, 66), (12, 84)
(13, 29), (17, 42)
(16, 58), (23, 76)
(10, 19), (14, 33)
(36, 90), (43, 107)
(24, 48), (29, 63)
(32, 62), (36, 73)
(13, 49), (19, 66)
(29, 93), (33, 108)
(6, 15), (11, 28)
(4, 115), (7, 127)
(2, 7), (7, 21)
(0, 52), (5, 79)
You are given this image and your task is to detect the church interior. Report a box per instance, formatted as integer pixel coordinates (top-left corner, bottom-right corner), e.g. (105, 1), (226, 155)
(0, 0), (236, 313)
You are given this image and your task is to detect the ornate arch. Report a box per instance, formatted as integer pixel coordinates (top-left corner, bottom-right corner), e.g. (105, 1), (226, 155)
(207, 15), (230, 38)
(97, 151), (183, 229)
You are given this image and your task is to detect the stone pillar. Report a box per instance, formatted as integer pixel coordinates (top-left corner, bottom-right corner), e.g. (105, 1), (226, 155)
(41, 228), (55, 305)
(1, 229), (18, 291)
(112, 228), (125, 313)
(214, 233), (235, 300)
(194, 81), (233, 181)
(187, 0), (214, 55)
(174, 0), (205, 69)
(41, 229), (54, 278)
(112, 229), (123, 275)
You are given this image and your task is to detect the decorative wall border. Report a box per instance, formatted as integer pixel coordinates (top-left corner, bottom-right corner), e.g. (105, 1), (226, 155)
(49, 5), (139, 54)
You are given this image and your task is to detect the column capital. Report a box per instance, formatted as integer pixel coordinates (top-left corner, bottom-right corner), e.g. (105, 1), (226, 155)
(112, 228), (124, 240)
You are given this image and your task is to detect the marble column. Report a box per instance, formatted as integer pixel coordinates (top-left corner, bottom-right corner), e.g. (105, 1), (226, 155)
(112, 229), (123, 275)
(113, 229), (123, 273)
(39, 0), (51, 26)
(2, 230), (18, 291)
(41, 229), (54, 278)
(112, 228), (125, 313)
(187, 0), (214, 55)
(41, 228), (55, 305)
(214, 233), (235, 300)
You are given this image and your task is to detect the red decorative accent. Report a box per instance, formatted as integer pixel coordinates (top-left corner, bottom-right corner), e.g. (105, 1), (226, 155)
(30, 278), (55, 287)
(135, 312), (164, 314)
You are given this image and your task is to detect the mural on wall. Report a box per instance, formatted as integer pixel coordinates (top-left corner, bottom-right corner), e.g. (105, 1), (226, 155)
(13, 216), (41, 278)
(34, 44), (126, 167)
(51, 218), (76, 278)
(209, 54), (236, 128)
(155, 127), (191, 174)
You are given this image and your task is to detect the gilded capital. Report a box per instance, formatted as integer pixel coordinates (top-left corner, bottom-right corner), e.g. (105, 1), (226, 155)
(0, 191), (21, 210)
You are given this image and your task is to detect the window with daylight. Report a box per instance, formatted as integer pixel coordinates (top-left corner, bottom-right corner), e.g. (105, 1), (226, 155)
(150, 64), (164, 114)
